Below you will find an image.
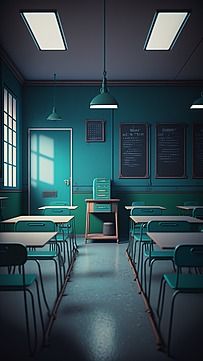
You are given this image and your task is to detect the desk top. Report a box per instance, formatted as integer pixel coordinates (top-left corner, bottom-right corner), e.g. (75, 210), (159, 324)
(176, 205), (203, 210)
(130, 215), (203, 224)
(125, 205), (166, 210)
(0, 232), (57, 247)
(0, 197), (8, 200)
(147, 232), (203, 249)
(2, 215), (74, 224)
(85, 199), (120, 203)
(38, 205), (78, 210)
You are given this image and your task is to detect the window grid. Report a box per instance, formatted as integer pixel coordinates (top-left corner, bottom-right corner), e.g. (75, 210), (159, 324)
(3, 88), (17, 188)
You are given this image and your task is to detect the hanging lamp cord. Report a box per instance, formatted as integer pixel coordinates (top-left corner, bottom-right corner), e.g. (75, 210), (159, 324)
(53, 73), (56, 108)
(101, 0), (108, 93)
(103, 0), (106, 77)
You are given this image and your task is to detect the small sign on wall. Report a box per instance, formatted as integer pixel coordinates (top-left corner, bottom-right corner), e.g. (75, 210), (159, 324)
(86, 120), (105, 142)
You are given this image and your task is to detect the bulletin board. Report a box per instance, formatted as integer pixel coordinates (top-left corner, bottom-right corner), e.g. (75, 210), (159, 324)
(86, 120), (105, 142)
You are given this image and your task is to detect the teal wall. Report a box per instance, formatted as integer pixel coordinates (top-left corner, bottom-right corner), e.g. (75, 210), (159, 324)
(22, 84), (203, 188)
(22, 84), (203, 236)
(1, 58), (203, 236)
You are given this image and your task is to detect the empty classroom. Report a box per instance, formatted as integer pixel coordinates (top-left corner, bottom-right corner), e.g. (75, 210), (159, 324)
(0, 1), (203, 361)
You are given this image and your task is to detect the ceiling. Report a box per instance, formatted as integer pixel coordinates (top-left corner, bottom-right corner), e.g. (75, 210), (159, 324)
(0, 0), (202, 82)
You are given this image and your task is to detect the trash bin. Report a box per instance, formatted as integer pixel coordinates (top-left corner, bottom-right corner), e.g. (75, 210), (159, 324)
(103, 222), (114, 236)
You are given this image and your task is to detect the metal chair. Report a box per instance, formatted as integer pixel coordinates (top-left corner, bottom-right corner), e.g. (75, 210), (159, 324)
(127, 207), (164, 289)
(157, 244), (203, 356)
(127, 202), (145, 258)
(192, 207), (203, 220)
(15, 220), (63, 308)
(144, 220), (191, 300)
(49, 201), (68, 206)
(43, 207), (77, 270)
(131, 201), (145, 206)
(0, 243), (44, 356)
(132, 208), (163, 279)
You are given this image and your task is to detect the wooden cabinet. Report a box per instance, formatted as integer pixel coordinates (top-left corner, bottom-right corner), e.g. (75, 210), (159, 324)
(85, 199), (120, 243)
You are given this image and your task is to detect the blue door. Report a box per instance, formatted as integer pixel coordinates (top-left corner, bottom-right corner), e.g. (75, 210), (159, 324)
(28, 128), (72, 214)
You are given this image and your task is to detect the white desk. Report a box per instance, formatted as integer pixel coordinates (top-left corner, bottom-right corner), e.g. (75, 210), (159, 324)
(130, 215), (203, 225)
(147, 232), (203, 249)
(0, 232), (57, 247)
(176, 205), (203, 211)
(0, 196), (8, 202)
(2, 215), (74, 226)
(38, 205), (78, 210)
(1, 214), (77, 258)
(125, 205), (166, 211)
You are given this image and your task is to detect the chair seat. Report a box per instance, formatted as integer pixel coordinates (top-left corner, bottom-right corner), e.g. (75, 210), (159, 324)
(164, 273), (203, 290)
(0, 274), (36, 287)
(28, 250), (57, 258)
(144, 250), (174, 259)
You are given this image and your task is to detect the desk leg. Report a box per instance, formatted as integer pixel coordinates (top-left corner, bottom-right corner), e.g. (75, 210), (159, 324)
(85, 204), (89, 243)
(115, 207), (119, 243)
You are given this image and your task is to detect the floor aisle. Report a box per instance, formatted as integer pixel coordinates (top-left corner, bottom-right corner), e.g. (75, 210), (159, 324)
(1, 238), (203, 361)
(36, 239), (169, 361)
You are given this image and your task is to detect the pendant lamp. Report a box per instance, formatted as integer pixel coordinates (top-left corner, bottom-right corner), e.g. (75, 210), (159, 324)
(90, 0), (118, 109)
(47, 73), (62, 120)
(190, 91), (203, 109)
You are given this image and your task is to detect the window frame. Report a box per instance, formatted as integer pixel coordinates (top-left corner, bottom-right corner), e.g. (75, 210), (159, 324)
(3, 87), (17, 188)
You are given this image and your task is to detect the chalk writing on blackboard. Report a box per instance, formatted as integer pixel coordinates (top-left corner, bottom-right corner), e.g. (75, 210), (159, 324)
(156, 124), (186, 178)
(119, 123), (148, 178)
(193, 123), (203, 178)
(86, 120), (105, 142)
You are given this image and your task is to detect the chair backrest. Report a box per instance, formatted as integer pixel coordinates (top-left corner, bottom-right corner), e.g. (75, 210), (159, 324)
(192, 207), (203, 220)
(50, 201), (68, 206)
(130, 207), (162, 216)
(183, 201), (198, 206)
(174, 244), (203, 268)
(15, 220), (56, 232)
(147, 220), (192, 232)
(43, 208), (70, 216)
(0, 243), (27, 266)
(132, 201), (145, 206)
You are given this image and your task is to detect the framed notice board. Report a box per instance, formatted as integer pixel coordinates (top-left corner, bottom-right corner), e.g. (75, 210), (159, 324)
(86, 120), (105, 142)
(192, 123), (203, 178)
(119, 123), (148, 178)
(155, 123), (186, 178)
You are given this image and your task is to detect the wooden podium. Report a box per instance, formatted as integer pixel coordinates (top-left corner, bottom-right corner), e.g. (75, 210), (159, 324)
(85, 199), (120, 243)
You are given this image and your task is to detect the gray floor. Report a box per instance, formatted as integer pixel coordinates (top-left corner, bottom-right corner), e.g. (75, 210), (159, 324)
(1, 238), (203, 361)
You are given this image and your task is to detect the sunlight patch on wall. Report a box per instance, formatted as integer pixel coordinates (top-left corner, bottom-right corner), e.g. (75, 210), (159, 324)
(39, 135), (54, 157)
(39, 157), (54, 184)
(31, 133), (55, 186)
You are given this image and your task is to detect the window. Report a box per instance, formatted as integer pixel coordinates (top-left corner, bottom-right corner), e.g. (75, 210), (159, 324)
(3, 88), (17, 187)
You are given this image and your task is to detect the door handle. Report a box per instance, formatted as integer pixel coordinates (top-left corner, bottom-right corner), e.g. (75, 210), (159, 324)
(64, 179), (70, 186)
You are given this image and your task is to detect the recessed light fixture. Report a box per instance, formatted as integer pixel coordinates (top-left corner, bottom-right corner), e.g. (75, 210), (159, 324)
(20, 10), (67, 50)
(144, 11), (190, 50)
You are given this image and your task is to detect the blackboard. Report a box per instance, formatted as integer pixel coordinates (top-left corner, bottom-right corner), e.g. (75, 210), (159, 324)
(156, 124), (186, 178)
(119, 123), (148, 178)
(192, 123), (203, 178)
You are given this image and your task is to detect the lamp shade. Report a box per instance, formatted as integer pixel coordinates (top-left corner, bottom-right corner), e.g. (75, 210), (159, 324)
(90, 73), (118, 109)
(47, 106), (62, 121)
(90, 90), (118, 109)
(190, 93), (203, 109)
